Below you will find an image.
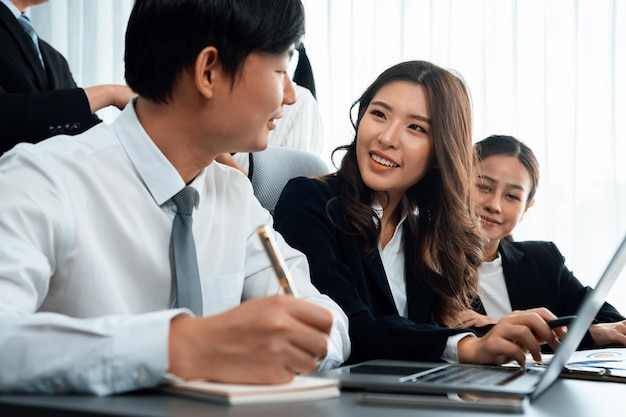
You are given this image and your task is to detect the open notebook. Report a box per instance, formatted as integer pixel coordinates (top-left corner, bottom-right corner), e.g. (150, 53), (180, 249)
(315, 233), (626, 403)
(160, 374), (339, 405)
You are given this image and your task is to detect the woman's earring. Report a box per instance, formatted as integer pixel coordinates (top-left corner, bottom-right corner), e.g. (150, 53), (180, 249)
(417, 207), (432, 224)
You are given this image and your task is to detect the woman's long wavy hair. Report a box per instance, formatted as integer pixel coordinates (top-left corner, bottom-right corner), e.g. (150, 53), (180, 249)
(327, 61), (484, 326)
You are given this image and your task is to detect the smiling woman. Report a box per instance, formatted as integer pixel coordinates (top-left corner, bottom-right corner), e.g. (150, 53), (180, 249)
(356, 81), (434, 217)
(458, 135), (626, 351)
(273, 60), (566, 369)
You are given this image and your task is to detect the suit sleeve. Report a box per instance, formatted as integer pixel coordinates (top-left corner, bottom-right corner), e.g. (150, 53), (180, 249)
(274, 177), (468, 364)
(0, 88), (101, 154)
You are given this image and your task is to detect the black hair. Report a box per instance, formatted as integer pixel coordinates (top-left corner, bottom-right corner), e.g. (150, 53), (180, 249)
(292, 43), (316, 99)
(125, 0), (305, 104)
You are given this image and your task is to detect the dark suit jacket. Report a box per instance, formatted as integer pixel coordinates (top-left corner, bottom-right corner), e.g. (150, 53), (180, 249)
(274, 175), (471, 365)
(0, 3), (100, 154)
(474, 239), (624, 349)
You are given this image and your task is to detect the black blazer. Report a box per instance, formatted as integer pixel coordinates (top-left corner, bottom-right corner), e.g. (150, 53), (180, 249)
(475, 239), (624, 348)
(274, 176), (471, 365)
(0, 3), (100, 154)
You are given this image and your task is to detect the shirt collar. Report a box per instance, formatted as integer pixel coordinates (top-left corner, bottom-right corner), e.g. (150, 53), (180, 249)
(2, 0), (22, 19)
(371, 198), (408, 228)
(112, 99), (207, 206)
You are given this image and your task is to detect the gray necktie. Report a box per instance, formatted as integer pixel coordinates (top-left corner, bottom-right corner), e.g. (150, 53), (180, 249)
(18, 14), (45, 69)
(171, 186), (203, 315)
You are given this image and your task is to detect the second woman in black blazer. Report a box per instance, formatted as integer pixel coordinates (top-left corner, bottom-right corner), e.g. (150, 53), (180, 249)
(274, 61), (564, 367)
(460, 135), (626, 349)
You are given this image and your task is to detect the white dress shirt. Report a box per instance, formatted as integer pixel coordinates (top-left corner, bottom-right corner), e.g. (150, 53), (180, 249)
(374, 201), (408, 317)
(373, 201), (471, 362)
(0, 100), (349, 395)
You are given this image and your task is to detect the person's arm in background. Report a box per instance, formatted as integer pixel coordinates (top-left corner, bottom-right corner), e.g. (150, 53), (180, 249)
(215, 153), (248, 176)
(458, 309), (497, 328)
(83, 84), (135, 115)
(0, 86), (134, 154)
(0, 85), (134, 154)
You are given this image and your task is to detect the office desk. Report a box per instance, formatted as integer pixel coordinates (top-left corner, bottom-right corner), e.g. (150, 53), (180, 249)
(0, 378), (623, 417)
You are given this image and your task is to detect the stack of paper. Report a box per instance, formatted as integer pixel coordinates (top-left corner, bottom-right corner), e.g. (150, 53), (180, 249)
(531, 347), (626, 383)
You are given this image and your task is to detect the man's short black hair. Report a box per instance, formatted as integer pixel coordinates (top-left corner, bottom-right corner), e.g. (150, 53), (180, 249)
(125, 0), (305, 104)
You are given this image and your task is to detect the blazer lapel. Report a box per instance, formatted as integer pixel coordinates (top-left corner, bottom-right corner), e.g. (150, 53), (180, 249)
(405, 269), (435, 324)
(362, 252), (399, 314)
(0, 5), (48, 89)
(499, 240), (533, 309)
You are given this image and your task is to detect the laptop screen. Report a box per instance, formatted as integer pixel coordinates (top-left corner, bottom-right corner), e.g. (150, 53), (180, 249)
(531, 234), (626, 399)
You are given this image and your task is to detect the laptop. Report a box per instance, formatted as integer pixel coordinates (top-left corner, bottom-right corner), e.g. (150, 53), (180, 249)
(315, 233), (626, 403)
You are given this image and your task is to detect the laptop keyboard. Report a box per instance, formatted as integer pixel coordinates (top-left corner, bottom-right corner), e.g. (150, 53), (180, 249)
(406, 366), (525, 386)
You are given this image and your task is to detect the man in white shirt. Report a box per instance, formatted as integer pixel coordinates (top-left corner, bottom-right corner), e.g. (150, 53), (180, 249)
(0, 0), (349, 396)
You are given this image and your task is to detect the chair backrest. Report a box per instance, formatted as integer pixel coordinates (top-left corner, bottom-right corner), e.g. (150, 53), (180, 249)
(249, 146), (330, 213)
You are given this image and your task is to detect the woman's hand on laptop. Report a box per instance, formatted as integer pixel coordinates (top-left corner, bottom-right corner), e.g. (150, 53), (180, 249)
(589, 320), (626, 346)
(456, 308), (565, 367)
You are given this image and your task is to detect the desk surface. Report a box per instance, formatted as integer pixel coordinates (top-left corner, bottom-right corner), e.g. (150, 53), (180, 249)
(0, 378), (623, 417)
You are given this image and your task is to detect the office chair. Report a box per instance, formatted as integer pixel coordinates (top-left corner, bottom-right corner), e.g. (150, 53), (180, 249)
(249, 146), (331, 213)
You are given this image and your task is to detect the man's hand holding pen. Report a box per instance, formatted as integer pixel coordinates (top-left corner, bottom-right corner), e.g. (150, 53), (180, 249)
(166, 225), (331, 384)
